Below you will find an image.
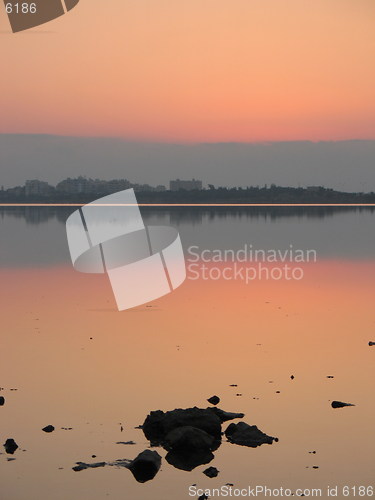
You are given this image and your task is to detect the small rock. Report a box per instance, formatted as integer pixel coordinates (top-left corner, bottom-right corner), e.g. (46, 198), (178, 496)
(42, 425), (55, 433)
(369, 341), (375, 346)
(203, 466), (219, 478)
(290, 375), (295, 380)
(73, 461), (106, 472)
(225, 422), (278, 448)
(4, 439), (19, 455)
(0, 396), (5, 406)
(199, 495), (209, 500)
(331, 401), (355, 409)
(326, 376), (334, 379)
(312, 466), (319, 469)
(127, 449), (162, 483)
(229, 384), (238, 387)
(116, 441), (136, 445)
(207, 396), (220, 406)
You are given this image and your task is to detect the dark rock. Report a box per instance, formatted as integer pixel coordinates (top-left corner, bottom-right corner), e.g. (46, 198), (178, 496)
(72, 461), (106, 472)
(207, 395), (220, 406)
(290, 375), (295, 380)
(199, 495), (209, 500)
(225, 422), (278, 448)
(312, 466), (319, 469)
(143, 407), (223, 444)
(331, 401), (355, 409)
(203, 466), (219, 478)
(326, 376), (334, 378)
(229, 384), (238, 387)
(166, 449), (215, 471)
(0, 396), (4, 406)
(116, 441), (136, 445)
(42, 425), (55, 433)
(164, 426), (216, 451)
(209, 407), (244, 423)
(369, 341), (375, 346)
(107, 459), (132, 468)
(4, 439), (18, 455)
(127, 450), (162, 483)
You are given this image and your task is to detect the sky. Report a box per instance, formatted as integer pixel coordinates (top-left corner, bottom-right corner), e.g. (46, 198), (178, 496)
(0, 0), (374, 187)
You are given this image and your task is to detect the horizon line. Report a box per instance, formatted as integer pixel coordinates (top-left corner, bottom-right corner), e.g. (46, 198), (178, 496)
(1, 203), (375, 208)
(1, 133), (375, 145)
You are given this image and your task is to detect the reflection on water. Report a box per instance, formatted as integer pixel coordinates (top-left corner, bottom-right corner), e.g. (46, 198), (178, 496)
(0, 207), (374, 500)
(0, 207), (375, 267)
(0, 261), (374, 500)
(1, 205), (374, 225)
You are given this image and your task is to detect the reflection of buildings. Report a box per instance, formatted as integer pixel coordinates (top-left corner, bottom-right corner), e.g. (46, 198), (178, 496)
(169, 208), (203, 226)
(169, 179), (202, 191)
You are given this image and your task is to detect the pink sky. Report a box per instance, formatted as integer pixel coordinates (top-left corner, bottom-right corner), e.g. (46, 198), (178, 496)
(1, 0), (374, 142)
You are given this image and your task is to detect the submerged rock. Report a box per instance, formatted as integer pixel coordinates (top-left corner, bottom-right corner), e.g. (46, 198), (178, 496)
(225, 422), (278, 448)
(42, 425), (55, 433)
(331, 401), (355, 408)
(203, 466), (219, 478)
(127, 450), (162, 483)
(72, 461), (106, 472)
(207, 395), (220, 405)
(4, 439), (18, 455)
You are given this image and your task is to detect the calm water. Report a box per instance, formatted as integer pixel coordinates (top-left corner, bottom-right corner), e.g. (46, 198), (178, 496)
(0, 207), (374, 500)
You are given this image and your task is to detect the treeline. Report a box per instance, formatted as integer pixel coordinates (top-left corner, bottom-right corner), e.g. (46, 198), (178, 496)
(1, 185), (374, 204)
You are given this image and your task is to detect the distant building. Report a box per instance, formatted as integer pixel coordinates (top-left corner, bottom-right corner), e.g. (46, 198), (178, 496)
(25, 180), (54, 197)
(56, 176), (90, 194)
(169, 178), (202, 191)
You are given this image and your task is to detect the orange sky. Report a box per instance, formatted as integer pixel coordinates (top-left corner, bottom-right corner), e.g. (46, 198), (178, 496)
(1, 0), (374, 142)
